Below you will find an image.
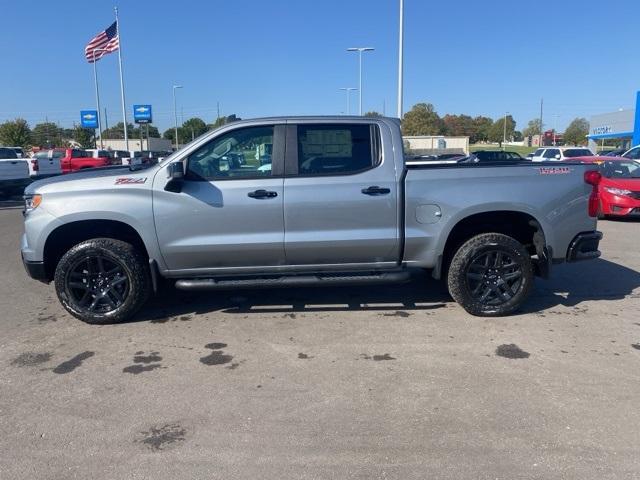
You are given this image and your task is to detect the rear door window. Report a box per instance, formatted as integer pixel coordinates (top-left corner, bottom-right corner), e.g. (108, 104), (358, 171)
(563, 149), (593, 158)
(295, 124), (377, 176)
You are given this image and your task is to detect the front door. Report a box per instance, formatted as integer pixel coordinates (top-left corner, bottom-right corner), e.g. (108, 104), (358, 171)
(283, 122), (400, 266)
(154, 124), (286, 272)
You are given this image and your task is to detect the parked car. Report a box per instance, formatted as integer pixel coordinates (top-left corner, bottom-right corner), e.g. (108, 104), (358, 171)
(22, 116), (602, 324)
(567, 156), (640, 218)
(531, 147), (594, 162)
(467, 150), (526, 162)
(3, 146), (25, 158)
(622, 145), (640, 160)
(0, 147), (31, 196)
(30, 150), (63, 178)
(603, 148), (627, 157)
(52, 148), (112, 174)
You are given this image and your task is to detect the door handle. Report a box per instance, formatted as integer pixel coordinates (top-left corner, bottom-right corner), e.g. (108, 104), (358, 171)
(361, 186), (391, 196)
(248, 189), (278, 199)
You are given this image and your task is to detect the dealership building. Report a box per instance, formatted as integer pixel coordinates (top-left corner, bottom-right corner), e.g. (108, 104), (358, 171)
(588, 91), (640, 152)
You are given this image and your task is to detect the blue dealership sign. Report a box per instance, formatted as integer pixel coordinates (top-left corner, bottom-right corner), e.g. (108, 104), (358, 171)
(133, 104), (152, 124)
(80, 110), (99, 129)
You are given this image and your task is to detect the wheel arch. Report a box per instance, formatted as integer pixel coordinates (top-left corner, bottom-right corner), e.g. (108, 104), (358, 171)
(43, 219), (149, 281)
(435, 210), (547, 280)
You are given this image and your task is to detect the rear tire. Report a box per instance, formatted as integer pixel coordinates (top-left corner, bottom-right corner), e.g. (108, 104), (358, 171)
(54, 238), (150, 324)
(447, 233), (533, 316)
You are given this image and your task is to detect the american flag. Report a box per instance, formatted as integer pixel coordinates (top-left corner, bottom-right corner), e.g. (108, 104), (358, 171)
(84, 21), (119, 63)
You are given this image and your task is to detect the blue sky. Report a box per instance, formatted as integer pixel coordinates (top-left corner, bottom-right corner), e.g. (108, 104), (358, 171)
(1, 0), (638, 133)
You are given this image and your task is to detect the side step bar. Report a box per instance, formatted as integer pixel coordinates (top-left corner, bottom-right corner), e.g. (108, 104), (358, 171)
(175, 271), (411, 291)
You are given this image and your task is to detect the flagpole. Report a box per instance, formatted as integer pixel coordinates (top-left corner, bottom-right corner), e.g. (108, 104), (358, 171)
(91, 51), (104, 149)
(114, 6), (129, 151)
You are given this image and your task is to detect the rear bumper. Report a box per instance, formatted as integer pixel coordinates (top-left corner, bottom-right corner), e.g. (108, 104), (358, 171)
(566, 231), (602, 262)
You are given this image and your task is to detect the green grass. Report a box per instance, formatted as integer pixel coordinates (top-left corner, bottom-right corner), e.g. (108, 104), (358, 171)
(470, 144), (536, 156)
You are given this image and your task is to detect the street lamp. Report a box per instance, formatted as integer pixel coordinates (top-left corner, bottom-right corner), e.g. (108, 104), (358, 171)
(347, 47), (374, 115)
(397, 0), (404, 119)
(172, 85), (183, 150)
(92, 47), (109, 149)
(503, 111), (509, 150)
(339, 87), (357, 115)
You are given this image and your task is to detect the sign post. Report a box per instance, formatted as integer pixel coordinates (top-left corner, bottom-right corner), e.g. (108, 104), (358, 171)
(80, 110), (99, 148)
(133, 105), (152, 152)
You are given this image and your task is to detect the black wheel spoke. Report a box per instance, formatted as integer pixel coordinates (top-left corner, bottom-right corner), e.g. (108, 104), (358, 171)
(466, 249), (523, 307)
(66, 254), (130, 315)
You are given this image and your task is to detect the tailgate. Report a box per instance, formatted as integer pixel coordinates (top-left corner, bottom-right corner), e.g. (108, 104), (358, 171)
(0, 159), (29, 181)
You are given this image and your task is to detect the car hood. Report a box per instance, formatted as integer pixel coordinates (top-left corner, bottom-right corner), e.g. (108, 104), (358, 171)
(602, 178), (640, 191)
(25, 165), (152, 195)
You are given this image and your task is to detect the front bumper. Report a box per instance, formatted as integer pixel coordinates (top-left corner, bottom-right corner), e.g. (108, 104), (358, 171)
(21, 253), (49, 283)
(566, 231), (603, 262)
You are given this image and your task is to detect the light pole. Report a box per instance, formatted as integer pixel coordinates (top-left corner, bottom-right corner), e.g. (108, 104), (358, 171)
(397, 0), (404, 119)
(553, 114), (559, 146)
(172, 85), (183, 150)
(503, 112), (509, 149)
(347, 47), (374, 115)
(91, 47), (109, 149)
(339, 87), (357, 115)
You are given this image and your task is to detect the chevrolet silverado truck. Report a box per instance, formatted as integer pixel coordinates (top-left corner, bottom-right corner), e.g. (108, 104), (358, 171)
(21, 117), (603, 324)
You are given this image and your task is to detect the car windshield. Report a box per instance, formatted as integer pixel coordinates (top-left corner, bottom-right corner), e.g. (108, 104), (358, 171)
(563, 149), (593, 158)
(600, 160), (640, 179)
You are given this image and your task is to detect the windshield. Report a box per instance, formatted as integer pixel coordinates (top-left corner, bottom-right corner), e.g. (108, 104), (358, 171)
(563, 149), (593, 158)
(600, 160), (640, 179)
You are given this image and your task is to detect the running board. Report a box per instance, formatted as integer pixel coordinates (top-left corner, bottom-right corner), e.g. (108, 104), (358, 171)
(174, 271), (411, 291)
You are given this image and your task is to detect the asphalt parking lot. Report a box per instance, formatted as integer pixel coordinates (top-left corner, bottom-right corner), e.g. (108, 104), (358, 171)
(1, 204), (639, 480)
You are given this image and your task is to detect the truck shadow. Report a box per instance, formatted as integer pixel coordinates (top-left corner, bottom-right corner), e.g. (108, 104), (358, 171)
(136, 258), (640, 322)
(522, 258), (640, 313)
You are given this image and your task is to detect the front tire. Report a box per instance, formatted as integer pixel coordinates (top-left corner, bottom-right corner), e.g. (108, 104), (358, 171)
(54, 238), (150, 324)
(447, 233), (533, 316)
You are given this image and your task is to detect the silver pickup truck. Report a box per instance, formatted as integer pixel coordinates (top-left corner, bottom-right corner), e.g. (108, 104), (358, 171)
(21, 117), (602, 324)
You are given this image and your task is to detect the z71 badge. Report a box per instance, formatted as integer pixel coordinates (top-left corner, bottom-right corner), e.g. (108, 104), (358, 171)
(115, 177), (147, 185)
(539, 167), (571, 175)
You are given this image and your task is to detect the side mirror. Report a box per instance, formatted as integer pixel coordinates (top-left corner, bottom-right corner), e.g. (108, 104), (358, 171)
(554, 154), (561, 160)
(165, 162), (185, 192)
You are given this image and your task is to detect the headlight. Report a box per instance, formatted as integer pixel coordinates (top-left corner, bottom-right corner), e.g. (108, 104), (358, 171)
(24, 194), (42, 213)
(604, 187), (632, 196)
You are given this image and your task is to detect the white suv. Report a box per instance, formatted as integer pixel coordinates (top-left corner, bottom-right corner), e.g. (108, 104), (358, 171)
(531, 147), (594, 162)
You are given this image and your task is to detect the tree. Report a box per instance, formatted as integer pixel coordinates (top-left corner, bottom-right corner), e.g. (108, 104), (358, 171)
(31, 122), (64, 147)
(522, 119), (542, 139)
(182, 117), (208, 140)
(0, 119), (31, 148)
(206, 114), (242, 131)
(563, 117), (589, 146)
(401, 103), (444, 136)
(471, 116), (493, 143)
(488, 115), (516, 146)
(442, 114), (475, 137)
(364, 111), (383, 118)
(102, 122), (159, 141)
(73, 126), (95, 148)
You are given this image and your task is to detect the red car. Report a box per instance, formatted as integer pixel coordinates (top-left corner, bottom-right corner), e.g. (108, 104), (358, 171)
(51, 148), (112, 174)
(568, 156), (640, 218)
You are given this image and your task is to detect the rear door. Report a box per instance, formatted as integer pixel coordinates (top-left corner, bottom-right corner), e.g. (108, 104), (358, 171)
(283, 122), (400, 266)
